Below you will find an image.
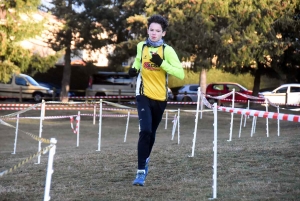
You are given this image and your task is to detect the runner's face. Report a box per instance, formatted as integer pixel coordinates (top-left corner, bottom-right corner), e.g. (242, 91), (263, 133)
(147, 22), (166, 42)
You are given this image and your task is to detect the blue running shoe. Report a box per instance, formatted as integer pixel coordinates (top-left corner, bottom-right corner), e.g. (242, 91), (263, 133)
(133, 170), (146, 186)
(145, 157), (150, 176)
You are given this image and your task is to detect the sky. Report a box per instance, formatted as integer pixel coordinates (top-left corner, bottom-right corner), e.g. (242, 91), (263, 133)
(41, 0), (84, 12)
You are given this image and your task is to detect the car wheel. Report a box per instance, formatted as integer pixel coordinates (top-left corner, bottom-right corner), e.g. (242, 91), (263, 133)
(182, 96), (192, 102)
(33, 92), (43, 102)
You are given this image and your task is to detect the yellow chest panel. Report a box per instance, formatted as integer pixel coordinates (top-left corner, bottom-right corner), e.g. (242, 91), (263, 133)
(141, 46), (167, 101)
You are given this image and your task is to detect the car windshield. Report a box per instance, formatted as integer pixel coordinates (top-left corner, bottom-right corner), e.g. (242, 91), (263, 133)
(275, 87), (288, 93)
(24, 75), (39, 86)
(189, 85), (198, 91)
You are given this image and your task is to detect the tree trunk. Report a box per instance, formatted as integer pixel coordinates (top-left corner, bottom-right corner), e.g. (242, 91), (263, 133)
(200, 68), (207, 94)
(252, 66), (261, 96)
(60, 45), (71, 102)
(60, 0), (73, 103)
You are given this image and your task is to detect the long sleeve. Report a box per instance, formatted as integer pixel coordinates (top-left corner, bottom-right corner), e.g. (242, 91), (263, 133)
(131, 42), (144, 70)
(160, 46), (185, 80)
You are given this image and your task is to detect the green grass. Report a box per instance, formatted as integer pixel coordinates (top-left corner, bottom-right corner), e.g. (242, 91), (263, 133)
(0, 105), (299, 200)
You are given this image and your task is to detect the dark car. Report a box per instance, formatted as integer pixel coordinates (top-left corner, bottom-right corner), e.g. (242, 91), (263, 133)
(37, 82), (74, 97)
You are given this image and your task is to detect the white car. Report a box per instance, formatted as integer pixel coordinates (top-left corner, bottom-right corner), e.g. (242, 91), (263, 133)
(176, 84), (199, 102)
(0, 74), (53, 102)
(262, 83), (300, 105)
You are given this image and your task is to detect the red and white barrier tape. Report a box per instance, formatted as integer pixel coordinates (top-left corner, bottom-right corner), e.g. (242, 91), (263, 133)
(206, 91), (234, 100)
(70, 115), (80, 134)
(221, 99), (265, 104)
(218, 106), (300, 122)
(235, 92), (265, 100)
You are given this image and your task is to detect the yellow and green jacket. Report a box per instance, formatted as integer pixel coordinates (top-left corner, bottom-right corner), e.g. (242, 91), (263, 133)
(132, 41), (184, 101)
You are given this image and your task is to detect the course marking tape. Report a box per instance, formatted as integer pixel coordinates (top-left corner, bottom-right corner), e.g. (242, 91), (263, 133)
(0, 119), (51, 143)
(0, 145), (53, 177)
(218, 106), (300, 122)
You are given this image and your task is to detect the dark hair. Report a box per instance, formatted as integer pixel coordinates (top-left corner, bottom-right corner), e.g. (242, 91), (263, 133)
(147, 14), (169, 31)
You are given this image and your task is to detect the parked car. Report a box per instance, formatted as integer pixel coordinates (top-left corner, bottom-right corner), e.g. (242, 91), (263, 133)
(37, 82), (75, 97)
(0, 74), (53, 102)
(206, 82), (264, 104)
(176, 84), (199, 102)
(86, 71), (135, 96)
(261, 83), (300, 105)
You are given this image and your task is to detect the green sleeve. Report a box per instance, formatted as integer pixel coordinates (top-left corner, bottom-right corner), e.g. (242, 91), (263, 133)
(131, 42), (144, 70)
(160, 46), (185, 80)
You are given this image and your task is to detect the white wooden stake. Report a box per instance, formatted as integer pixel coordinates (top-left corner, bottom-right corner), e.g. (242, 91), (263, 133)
(190, 87), (201, 157)
(12, 114), (19, 154)
(228, 89), (235, 142)
(177, 108), (180, 144)
(277, 106), (280, 136)
(124, 111), (130, 142)
(76, 111), (80, 147)
(93, 105), (96, 125)
(97, 99), (103, 151)
(43, 138), (57, 201)
(211, 102), (218, 199)
(37, 100), (45, 164)
(165, 111), (168, 129)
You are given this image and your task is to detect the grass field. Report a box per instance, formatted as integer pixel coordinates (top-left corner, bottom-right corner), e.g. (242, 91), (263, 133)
(0, 103), (300, 201)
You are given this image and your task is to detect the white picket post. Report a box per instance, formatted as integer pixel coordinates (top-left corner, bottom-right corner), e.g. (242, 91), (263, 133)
(171, 114), (177, 140)
(97, 99), (103, 151)
(165, 110), (168, 129)
(93, 105), (96, 125)
(250, 116), (256, 137)
(37, 100), (45, 164)
(265, 99), (269, 137)
(124, 111), (130, 142)
(243, 100), (250, 127)
(277, 106), (280, 136)
(76, 111), (80, 147)
(190, 87), (201, 157)
(211, 102), (218, 199)
(177, 108), (180, 144)
(12, 114), (19, 154)
(238, 114), (243, 138)
(228, 89), (235, 142)
(43, 138), (57, 201)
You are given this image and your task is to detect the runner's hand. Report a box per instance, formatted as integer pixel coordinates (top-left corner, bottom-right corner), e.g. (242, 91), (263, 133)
(150, 53), (163, 66)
